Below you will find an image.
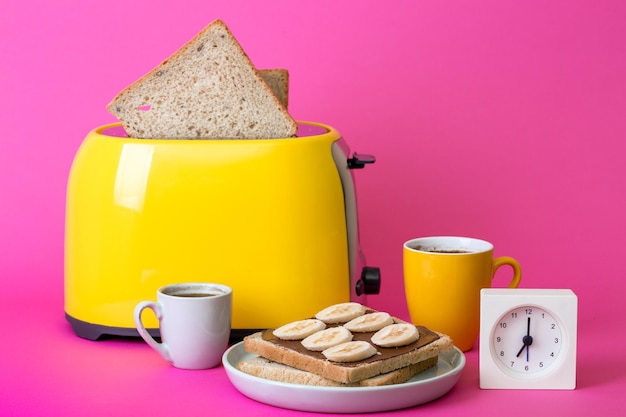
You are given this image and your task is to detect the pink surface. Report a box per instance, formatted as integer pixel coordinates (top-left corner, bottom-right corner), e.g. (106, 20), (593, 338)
(1, 0), (625, 415)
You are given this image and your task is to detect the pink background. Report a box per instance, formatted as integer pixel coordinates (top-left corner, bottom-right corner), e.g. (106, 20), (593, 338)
(2, 0), (625, 415)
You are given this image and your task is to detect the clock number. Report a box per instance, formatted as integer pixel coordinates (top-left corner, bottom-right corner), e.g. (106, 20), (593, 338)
(496, 336), (501, 343)
(539, 362), (544, 368)
(500, 351), (504, 357)
(524, 365), (529, 371)
(525, 308), (532, 315)
(554, 338), (559, 344)
(499, 322), (507, 329)
(511, 312), (517, 318)
(551, 323), (556, 329)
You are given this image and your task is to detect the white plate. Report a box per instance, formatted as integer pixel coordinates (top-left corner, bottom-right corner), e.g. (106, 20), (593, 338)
(222, 341), (466, 413)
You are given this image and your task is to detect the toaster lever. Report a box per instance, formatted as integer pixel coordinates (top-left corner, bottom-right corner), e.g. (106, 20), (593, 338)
(347, 153), (376, 169)
(356, 266), (381, 295)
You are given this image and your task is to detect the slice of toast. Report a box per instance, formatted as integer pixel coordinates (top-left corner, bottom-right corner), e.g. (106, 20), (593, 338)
(258, 69), (289, 109)
(237, 355), (438, 387)
(107, 19), (297, 139)
(242, 311), (453, 384)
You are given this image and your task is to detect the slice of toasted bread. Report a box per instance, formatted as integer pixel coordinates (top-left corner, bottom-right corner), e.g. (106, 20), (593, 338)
(258, 69), (289, 109)
(107, 19), (297, 139)
(242, 312), (453, 384)
(237, 355), (438, 387)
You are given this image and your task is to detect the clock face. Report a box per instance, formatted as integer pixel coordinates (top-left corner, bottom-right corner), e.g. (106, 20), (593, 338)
(492, 305), (563, 374)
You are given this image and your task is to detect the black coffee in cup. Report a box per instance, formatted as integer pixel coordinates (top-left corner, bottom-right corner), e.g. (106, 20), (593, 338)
(162, 287), (223, 297)
(412, 245), (472, 254)
(175, 293), (217, 297)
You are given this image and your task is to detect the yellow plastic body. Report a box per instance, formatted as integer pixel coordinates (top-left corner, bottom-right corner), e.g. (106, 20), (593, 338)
(65, 122), (351, 331)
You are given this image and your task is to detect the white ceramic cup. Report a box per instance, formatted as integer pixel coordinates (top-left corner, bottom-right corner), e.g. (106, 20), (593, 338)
(134, 282), (232, 370)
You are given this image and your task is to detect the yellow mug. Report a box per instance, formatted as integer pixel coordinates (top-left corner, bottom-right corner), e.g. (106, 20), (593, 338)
(403, 236), (521, 351)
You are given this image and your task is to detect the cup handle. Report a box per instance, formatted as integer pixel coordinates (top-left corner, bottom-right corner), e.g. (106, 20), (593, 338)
(492, 256), (522, 288)
(133, 301), (172, 363)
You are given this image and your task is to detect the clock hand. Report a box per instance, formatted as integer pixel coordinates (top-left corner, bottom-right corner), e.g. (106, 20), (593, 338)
(516, 317), (533, 361)
(525, 317), (530, 362)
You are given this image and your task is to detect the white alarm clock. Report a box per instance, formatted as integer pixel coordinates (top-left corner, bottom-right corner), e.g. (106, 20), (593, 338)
(479, 288), (577, 390)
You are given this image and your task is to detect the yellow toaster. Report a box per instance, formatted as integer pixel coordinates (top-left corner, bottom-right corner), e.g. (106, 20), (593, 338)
(64, 121), (380, 340)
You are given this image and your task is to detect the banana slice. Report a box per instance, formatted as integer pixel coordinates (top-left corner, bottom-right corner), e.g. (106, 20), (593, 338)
(322, 341), (378, 362)
(301, 326), (353, 351)
(272, 319), (326, 340)
(315, 302), (366, 324)
(371, 323), (420, 347)
(343, 312), (394, 332)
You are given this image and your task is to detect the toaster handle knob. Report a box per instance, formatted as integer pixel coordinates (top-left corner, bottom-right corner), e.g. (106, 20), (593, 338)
(347, 153), (376, 169)
(356, 266), (381, 295)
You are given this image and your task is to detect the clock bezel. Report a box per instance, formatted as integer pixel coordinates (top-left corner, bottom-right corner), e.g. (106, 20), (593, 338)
(479, 288), (578, 390)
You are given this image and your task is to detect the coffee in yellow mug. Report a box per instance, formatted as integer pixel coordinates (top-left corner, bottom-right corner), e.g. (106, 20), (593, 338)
(403, 236), (521, 352)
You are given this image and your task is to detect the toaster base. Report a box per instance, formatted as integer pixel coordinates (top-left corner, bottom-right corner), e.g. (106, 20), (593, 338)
(66, 313), (258, 343)
(65, 313), (160, 341)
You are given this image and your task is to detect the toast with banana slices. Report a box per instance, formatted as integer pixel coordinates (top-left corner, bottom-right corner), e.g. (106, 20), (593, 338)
(240, 302), (454, 385)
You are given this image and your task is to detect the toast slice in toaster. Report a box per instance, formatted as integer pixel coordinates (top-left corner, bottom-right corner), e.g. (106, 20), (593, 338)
(107, 19), (297, 139)
(258, 69), (289, 109)
(242, 303), (454, 384)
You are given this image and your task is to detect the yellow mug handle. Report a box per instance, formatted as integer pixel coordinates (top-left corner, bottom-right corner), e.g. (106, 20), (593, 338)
(492, 256), (522, 288)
